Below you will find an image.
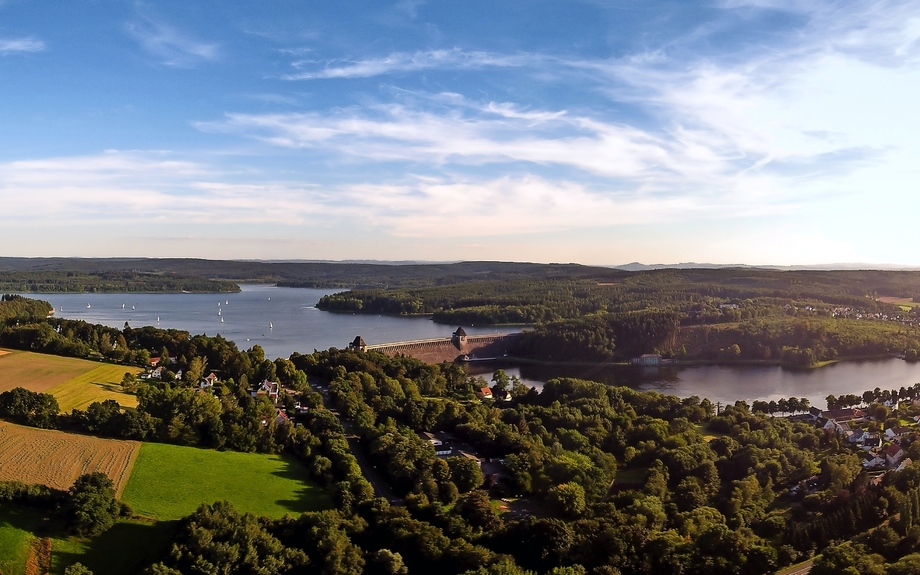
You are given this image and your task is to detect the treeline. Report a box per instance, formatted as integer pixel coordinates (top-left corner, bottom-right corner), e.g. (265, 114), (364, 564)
(513, 310), (681, 361)
(676, 317), (920, 366)
(0, 271), (240, 293)
(0, 257), (623, 289)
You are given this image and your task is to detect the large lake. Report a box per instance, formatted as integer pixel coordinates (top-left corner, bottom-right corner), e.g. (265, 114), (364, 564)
(25, 285), (920, 410)
(31, 284), (518, 359)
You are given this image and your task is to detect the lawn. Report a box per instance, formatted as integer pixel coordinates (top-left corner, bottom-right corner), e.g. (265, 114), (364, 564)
(47, 363), (141, 411)
(0, 350), (99, 394)
(0, 506), (45, 575)
(121, 442), (332, 520)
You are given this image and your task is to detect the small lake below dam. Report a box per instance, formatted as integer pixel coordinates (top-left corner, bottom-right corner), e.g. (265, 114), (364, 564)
(466, 359), (920, 410)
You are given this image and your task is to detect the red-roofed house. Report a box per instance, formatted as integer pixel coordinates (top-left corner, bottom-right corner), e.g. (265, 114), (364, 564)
(885, 444), (905, 467)
(478, 387), (493, 399)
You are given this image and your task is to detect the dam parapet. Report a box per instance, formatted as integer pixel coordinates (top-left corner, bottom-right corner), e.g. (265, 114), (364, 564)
(348, 328), (521, 364)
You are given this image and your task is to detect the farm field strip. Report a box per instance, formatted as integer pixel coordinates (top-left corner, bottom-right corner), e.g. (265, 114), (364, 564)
(0, 350), (100, 394)
(0, 421), (139, 495)
(48, 363), (141, 411)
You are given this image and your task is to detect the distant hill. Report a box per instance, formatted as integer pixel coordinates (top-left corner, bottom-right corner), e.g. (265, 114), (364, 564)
(613, 262), (920, 272)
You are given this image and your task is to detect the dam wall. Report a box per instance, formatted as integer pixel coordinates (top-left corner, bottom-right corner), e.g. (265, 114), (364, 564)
(361, 333), (521, 364)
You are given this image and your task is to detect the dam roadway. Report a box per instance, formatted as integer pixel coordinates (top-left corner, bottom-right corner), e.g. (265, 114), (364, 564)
(352, 329), (521, 364)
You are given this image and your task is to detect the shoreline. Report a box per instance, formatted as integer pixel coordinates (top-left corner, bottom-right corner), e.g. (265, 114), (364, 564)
(501, 354), (905, 371)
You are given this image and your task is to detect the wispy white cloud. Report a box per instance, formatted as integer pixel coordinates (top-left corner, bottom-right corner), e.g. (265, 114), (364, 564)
(125, 16), (218, 67)
(0, 37), (45, 54)
(284, 48), (539, 80)
(0, 150), (795, 238)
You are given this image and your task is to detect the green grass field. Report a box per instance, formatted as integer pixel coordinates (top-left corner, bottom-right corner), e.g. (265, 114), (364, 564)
(0, 506), (43, 575)
(47, 363), (140, 411)
(50, 519), (177, 575)
(121, 442), (331, 520)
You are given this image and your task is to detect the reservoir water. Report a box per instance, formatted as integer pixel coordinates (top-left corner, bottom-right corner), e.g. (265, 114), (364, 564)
(32, 284), (517, 360)
(25, 285), (920, 410)
(466, 359), (920, 411)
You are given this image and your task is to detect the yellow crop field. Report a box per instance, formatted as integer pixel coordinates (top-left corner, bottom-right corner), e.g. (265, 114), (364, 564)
(48, 364), (141, 411)
(0, 349), (140, 411)
(0, 421), (140, 495)
(0, 350), (99, 394)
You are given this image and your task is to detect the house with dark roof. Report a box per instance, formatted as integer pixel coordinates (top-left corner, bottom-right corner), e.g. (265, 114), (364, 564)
(348, 336), (367, 351)
(863, 452), (886, 469)
(419, 432), (452, 455)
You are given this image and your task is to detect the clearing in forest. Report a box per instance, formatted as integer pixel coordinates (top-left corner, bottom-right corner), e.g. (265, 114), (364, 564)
(0, 420), (139, 495)
(121, 442), (332, 520)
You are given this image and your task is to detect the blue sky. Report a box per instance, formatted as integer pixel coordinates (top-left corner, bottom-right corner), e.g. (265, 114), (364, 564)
(2, 0), (919, 265)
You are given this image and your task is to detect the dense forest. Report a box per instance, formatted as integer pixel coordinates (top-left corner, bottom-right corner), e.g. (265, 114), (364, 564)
(11, 340), (920, 573)
(0, 270), (240, 293)
(316, 269), (920, 366)
(0, 258), (622, 289)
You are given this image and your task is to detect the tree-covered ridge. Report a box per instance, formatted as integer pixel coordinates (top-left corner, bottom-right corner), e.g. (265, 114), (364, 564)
(0, 271), (240, 293)
(0, 293), (53, 323)
(0, 258), (625, 289)
(317, 268), (920, 321)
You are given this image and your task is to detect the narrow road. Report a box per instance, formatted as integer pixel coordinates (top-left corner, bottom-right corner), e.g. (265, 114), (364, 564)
(776, 559), (813, 575)
(312, 380), (402, 503)
(346, 435), (401, 503)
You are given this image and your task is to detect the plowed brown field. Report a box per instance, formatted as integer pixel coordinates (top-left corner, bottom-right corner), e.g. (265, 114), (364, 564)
(0, 421), (140, 495)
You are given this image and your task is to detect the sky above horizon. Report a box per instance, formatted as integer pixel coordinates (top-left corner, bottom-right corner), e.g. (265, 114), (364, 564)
(2, 0), (919, 266)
